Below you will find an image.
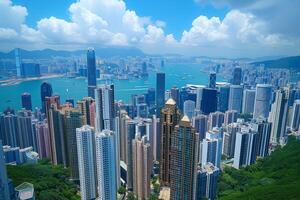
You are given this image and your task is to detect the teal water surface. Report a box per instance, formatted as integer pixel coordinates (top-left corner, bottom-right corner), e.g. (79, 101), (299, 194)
(0, 63), (225, 111)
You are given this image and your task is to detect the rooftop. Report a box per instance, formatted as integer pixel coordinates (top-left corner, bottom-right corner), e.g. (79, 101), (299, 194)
(165, 98), (176, 105)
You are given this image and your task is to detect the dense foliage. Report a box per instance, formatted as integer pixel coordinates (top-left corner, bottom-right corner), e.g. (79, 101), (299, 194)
(7, 159), (80, 200)
(218, 136), (300, 200)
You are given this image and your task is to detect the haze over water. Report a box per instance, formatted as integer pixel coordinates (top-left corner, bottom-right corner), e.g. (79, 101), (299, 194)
(0, 63), (225, 111)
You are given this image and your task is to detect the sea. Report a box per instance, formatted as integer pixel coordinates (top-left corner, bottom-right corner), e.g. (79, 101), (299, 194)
(0, 63), (225, 111)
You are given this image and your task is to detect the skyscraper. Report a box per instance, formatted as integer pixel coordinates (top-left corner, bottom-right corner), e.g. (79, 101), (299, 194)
(35, 121), (51, 159)
(192, 114), (208, 141)
(87, 49), (97, 98)
(160, 98), (180, 186)
(195, 163), (220, 200)
(242, 89), (255, 114)
(76, 125), (97, 200)
(223, 123), (240, 158)
(253, 84), (272, 119)
(269, 88), (289, 144)
(217, 85), (230, 112)
(209, 72), (216, 89)
(0, 112), (18, 147)
(183, 100), (196, 119)
(132, 135), (152, 199)
(224, 110), (238, 126)
(0, 140), (10, 200)
(290, 100), (300, 131)
(15, 48), (21, 77)
(170, 116), (199, 200)
(208, 111), (225, 130)
(171, 86), (180, 104)
(40, 82), (53, 113)
(95, 84), (115, 131)
(228, 85), (243, 113)
(232, 66), (242, 85)
(200, 88), (218, 115)
(95, 129), (117, 200)
(251, 119), (272, 158)
(77, 97), (94, 125)
(156, 72), (165, 117)
(21, 93), (32, 111)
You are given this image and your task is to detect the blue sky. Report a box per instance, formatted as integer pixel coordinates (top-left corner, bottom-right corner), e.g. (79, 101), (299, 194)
(1, 0), (300, 57)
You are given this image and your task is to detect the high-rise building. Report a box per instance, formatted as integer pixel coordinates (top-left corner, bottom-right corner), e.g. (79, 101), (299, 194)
(223, 123), (240, 158)
(228, 85), (243, 113)
(232, 67), (242, 85)
(35, 121), (51, 159)
(171, 86), (180, 104)
(201, 128), (223, 168)
(21, 93), (32, 111)
(132, 135), (152, 199)
(224, 110), (238, 126)
(146, 88), (156, 114)
(269, 88), (289, 144)
(208, 111), (224, 130)
(290, 100), (300, 131)
(15, 48), (21, 77)
(0, 140), (10, 200)
(233, 125), (259, 169)
(20, 63), (40, 78)
(160, 98), (180, 186)
(40, 82), (53, 113)
(152, 115), (161, 162)
(0, 112), (18, 147)
(253, 84), (272, 119)
(242, 89), (255, 114)
(95, 129), (117, 200)
(76, 125), (97, 200)
(209, 72), (216, 89)
(195, 163), (220, 200)
(170, 116), (199, 200)
(217, 85), (230, 112)
(200, 88), (218, 115)
(77, 97), (94, 126)
(95, 84), (115, 131)
(156, 72), (165, 117)
(192, 114), (208, 141)
(87, 49), (97, 98)
(183, 100), (196, 119)
(251, 119), (272, 158)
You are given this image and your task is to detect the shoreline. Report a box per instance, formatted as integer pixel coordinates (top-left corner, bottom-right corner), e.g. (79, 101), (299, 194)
(0, 74), (64, 86)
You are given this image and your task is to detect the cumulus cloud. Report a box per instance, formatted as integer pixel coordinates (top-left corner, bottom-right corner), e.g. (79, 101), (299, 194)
(0, 0), (299, 57)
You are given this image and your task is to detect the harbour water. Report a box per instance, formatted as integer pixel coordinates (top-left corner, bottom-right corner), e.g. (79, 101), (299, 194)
(0, 63), (225, 111)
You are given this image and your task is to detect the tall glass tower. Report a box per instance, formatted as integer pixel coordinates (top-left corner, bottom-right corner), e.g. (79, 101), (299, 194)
(156, 72), (165, 117)
(87, 49), (97, 98)
(40, 82), (53, 113)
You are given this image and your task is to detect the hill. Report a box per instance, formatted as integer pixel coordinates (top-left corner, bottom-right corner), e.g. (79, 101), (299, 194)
(251, 56), (300, 71)
(7, 159), (80, 200)
(218, 136), (300, 200)
(0, 46), (145, 59)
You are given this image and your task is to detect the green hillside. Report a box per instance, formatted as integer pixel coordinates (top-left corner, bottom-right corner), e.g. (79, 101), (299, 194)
(7, 159), (80, 200)
(218, 136), (300, 200)
(252, 56), (300, 71)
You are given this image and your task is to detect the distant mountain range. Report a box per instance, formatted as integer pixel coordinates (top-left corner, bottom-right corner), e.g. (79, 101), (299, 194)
(251, 55), (300, 71)
(0, 46), (145, 59)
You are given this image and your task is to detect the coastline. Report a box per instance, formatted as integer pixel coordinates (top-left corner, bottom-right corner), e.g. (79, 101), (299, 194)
(0, 74), (64, 86)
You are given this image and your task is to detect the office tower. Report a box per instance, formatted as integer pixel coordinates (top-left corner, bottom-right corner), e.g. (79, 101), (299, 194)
(21, 93), (32, 111)
(269, 88), (289, 144)
(232, 66), (242, 85)
(40, 82), (53, 113)
(95, 84), (115, 131)
(209, 72), (216, 88)
(253, 84), (272, 119)
(20, 63), (41, 78)
(15, 48), (21, 77)
(193, 114), (208, 141)
(87, 49), (97, 98)
(35, 121), (50, 159)
(180, 85), (198, 111)
(95, 130), (117, 200)
(132, 94), (146, 107)
(233, 126), (259, 169)
(77, 97), (94, 125)
(290, 100), (300, 131)
(200, 88), (218, 115)
(184, 100), (196, 119)
(146, 88), (156, 114)
(288, 88), (300, 106)
(64, 108), (83, 182)
(165, 90), (171, 101)
(171, 86), (180, 104)
(152, 115), (161, 162)
(156, 72), (165, 117)
(15, 182), (35, 200)
(224, 110), (238, 126)
(223, 123), (240, 158)
(201, 128), (223, 168)
(251, 119), (271, 157)
(208, 111), (224, 130)
(170, 116), (199, 200)
(132, 135), (152, 199)
(89, 102), (96, 128)
(242, 89), (255, 114)
(0, 112), (18, 147)
(228, 85), (243, 113)
(0, 140), (10, 200)
(217, 85), (230, 112)
(118, 111), (130, 162)
(76, 125), (97, 200)
(196, 163), (220, 200)
(160, 98), (180, 186)
(136, 103), (148, 118)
